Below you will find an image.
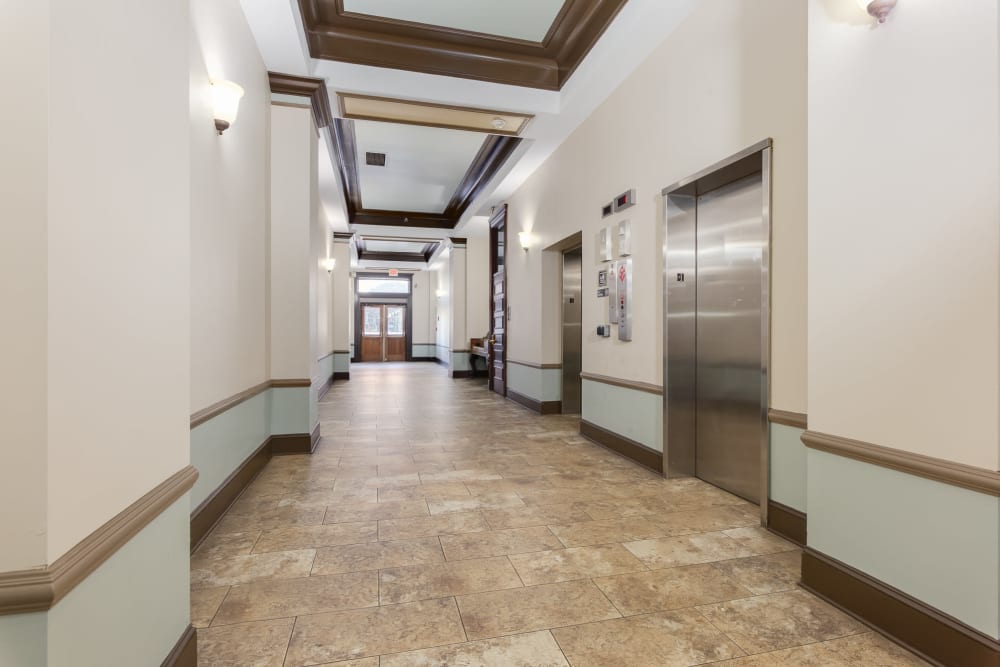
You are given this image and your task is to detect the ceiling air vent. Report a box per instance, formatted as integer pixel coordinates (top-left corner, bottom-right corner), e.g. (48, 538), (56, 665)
(366, 152), (386, 166)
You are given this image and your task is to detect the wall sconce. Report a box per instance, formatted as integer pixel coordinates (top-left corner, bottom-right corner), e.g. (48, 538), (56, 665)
(211, 79), (245, 135)
(856, 0), (897, 23)
(323, 258), (336, 273)
(518, 231), (534, 252)
(435, 289), (445, 298)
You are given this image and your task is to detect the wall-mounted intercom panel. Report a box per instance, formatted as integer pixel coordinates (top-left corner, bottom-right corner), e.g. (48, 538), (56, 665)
(616, 257), (632, 341)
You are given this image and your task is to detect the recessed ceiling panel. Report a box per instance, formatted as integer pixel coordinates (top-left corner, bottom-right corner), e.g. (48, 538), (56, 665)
(363, 239), (429, 253)
(340, 94), (531, 136)
(342, 0), (567, 42)
(354, 120), (485, 213)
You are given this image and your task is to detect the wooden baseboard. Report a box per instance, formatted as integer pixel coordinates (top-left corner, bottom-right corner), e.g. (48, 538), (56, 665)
(271, 424), (321, 456)
(161, 624), (197, 667)
(801, 548), (1000, 667)
(766, 500), (807, 547)
(190, 426), (320, 551)
(507, 389), (561, 415)
(333, 371), (350, 381)
(433, 358), (448, 368)
(411, 357), (437, 362)
(579, 420), (662, 473)
(317, 375), (333, 400)
(451, 370), (474, 379)
(190, 440), (271, 550)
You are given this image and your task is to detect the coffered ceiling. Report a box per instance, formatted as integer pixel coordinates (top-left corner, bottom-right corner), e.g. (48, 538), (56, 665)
(244, 0), (699, 257)
(297, 0), (629, 90)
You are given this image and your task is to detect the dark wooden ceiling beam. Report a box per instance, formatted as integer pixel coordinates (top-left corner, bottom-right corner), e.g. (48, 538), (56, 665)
(444, 135), (521, 219)
(267, 72), (334, 128)
(352, 209), (454, 229)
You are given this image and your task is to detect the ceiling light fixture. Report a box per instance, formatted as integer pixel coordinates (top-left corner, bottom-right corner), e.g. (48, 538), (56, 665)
(211, 79), (245, 135)
(855, 0), (897, 23)
(491, 117), (507, 130)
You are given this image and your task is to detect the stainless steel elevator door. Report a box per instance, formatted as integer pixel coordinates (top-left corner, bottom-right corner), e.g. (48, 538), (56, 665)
(562, 247), (583, 414)
(695, 174), (765, 503)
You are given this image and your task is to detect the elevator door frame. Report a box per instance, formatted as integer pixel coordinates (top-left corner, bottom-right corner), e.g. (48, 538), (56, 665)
(661, 139), (772, 526)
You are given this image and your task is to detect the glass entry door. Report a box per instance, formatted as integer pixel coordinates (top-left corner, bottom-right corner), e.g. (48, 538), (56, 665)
(360, 304), (407, 362)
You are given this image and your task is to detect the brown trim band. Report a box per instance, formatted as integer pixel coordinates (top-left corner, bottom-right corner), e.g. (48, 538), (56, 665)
(268, 71), (333, 129)
(270, 378), (312, 388)
(580, 420), (663, 474)
(318, 351), (334, 363)
(768, 409), (807, 429)
(191, 379), (314, 428)
(766, 500), (806, 547)
(801, 548), (1000, 666)
(802, 430), (1000, 497)
(0, 466), (198, 615)
(507, 388), (561, 415)
(507, 359), (562, 370)
(580, 372), (663, 396)
(161, 624), (197, 667)
(333, 349), (351, 354)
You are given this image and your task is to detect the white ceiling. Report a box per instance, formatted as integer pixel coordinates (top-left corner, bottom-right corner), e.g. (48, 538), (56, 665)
(364, 239), (430, 253)
(354, 121), (485, 213)
(342, 0), (567, 42)
(238, 0), (700, 235)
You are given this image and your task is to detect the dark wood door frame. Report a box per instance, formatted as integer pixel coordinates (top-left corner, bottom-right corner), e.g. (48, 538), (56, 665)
(353, 272), (413, 363)
(489, 205), (508, 396)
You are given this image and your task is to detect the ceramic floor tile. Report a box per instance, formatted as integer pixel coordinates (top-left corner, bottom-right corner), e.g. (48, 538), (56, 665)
(378, 512), (489, 541)
(623, 532), (756, 568)
(482, 503), (593, 530)
(380, 630), (569, 667)
(547, 516), (679, 548)
(212, 506), (326, 534)
(311, 537), (445, 575)
(190, 549), (316, 589)
(193, 531), (261, 560)
(197, 617), (295, 667)
(212, 571), (378, 625)
(440, 526), (564, 561)
(252, 522), (377, 553)
(722, 526), (799, 555)
(284, 597), (467, 665)
(190, 586), (229, 628)
(697, 589), (867, 654)
(324, 500), (429, 523)
(710, 550), (802, 595)
(377, 482), (471, 502)
(820, 633), (931, 666)
(311, 659), (379, 667)
(592, 563), (753, 616)
(507, 543), (647, 586)
(426, 492), (526, 515)
(551, 609), (745, 667)
(456, 579), (621, 640)
(379, 555), (523, 604)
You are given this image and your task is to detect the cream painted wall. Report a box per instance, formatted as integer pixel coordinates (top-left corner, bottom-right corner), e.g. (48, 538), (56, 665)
(332, 240), (353, 353)
(412, 270), (435, 345)
(504, 0), (807, 411)
(0, 0), (49, 571)
(190, 0), (269, 412)
(450, 246), (468, 352)
(466, 237), (491, 340)
(45, 0), (191, 561)
(269, 104), (315, 380)
(808, 0), (999, 470)
(434, 258), (451, 357)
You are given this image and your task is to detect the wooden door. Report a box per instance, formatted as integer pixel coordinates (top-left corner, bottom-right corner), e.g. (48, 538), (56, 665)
(361, 304), (408, 362)
(384, 305), (406, 361)
(488, 205), (507, 395)
(361, 304), (384, 361)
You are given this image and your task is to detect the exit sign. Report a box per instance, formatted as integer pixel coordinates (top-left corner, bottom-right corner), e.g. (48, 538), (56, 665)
(388, 269), (399, 277)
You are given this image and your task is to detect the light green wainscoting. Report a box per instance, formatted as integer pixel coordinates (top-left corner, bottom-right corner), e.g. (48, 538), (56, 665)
(582, 379), (663, 451)
(190, 385), (314, 509)
(450, 351), (472, 373)
(1, 496), (191, 667)
(507, 364), (562, 403)
(333, 351), (350, 374)
(413, 344), (436, 358)
(769, 423), (807, 512)
(0, 612), (45, 666)
(808, 449), (1000, 639)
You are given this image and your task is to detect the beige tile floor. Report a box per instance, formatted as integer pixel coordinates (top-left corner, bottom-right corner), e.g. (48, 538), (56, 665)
(192, 362), (928, 666)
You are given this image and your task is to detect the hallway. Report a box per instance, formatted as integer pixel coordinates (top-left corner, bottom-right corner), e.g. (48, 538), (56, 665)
(190, 363), (925, 666)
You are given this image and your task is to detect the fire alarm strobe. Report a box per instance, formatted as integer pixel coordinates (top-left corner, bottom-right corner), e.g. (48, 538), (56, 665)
(613, 188), (636, 213)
